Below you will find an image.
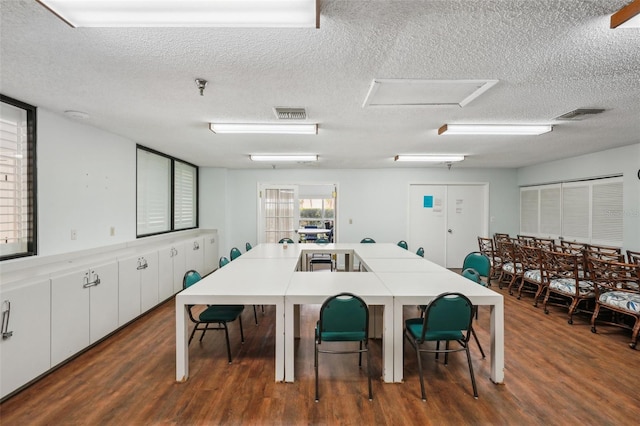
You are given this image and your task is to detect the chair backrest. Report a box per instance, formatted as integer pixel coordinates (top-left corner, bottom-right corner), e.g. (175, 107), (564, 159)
(316, 238), (329, 244)
(493, 233), (510, 243)
(183, 270), (202, 289)
(219, 256), (230, 268)
(360, 238), (376, 243)
(477, 237), (494, 255)
(416, 247), (425, 257)
(230, 247), (242, 260)
(627, 250), (640, 265)
(461, 268), (482, 285)
(419, 292), (474, 343)
(279, 238), (294, 244)
(586, 257), (640, 296)
(317, 292), (369, 343)
(462, 252), (491, 278)
(397, 240), (408, 250)
(245, 242), (252, 252)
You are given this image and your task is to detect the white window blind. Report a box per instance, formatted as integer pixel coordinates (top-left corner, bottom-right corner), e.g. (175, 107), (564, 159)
(591, 179), (623, 245)
(137, 149), (170, 236)
(519, 188), (539, 234)
(539, 186), (561, 235)
(174, 161), (197, 230)
(561, 184), (590, 240)
(260, 186), (298, 243)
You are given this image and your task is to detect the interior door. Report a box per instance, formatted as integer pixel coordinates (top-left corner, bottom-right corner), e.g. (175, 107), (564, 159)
(258, 184), (299, 244)
(408, 184), (487, 268)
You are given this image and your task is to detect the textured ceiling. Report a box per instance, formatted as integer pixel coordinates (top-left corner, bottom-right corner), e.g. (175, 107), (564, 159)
(1, 0), (639, 169)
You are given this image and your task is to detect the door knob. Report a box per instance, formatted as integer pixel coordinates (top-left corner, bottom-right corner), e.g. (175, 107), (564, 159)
(447, 229), (453, 233)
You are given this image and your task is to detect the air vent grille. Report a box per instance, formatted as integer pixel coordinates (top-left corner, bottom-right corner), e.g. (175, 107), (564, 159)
(274, 107), (307, 120)
(555, 108), (605, 121)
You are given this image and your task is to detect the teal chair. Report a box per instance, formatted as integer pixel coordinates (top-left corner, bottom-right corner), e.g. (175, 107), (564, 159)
(279, 238), (294, 244)
(405, 292), (478, 401)
(309, 238), (334, 271)
(360, 237), (376, 243)
(461, 268), (486, 359)
(245, 242), (252, 252)
(397, 240), (408, 250)
(219, 256), (230, 268)
(416, 247), (425, 257)
(182, 270), (245, 364)
(315, 293), (372, 402)
(230, 247), (242, 261)
(462, 252), (491, 286)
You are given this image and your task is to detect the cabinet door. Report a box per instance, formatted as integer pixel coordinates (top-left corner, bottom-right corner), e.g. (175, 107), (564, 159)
(0, 278), (51, 399)
(51, 269), (91, 366)
(140, 251), (159, 313)
(203, 233), (218, 275)
(89, 261), (119, 343)
(173, 244), (187, 294)
(118, 256), (142, 326)
(158, 246), (176, 300)
(184, 237), (204, 274)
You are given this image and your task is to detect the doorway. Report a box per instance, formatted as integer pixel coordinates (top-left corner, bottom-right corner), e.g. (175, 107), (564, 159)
(408, 184), (488, 268)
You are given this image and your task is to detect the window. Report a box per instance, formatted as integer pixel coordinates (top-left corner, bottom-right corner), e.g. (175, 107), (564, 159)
(136, 146), (198, 237)
(299, 198), (334, 228)
(0, 95), (37, 260)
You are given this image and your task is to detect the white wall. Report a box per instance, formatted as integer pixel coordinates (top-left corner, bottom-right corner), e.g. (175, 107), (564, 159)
(518, 143), (640, 251)
(37, 109), (136, 256)
(199, 167), (520, 255)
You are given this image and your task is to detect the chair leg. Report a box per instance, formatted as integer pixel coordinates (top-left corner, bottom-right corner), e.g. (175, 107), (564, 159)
(188, 325), (198, 345)
(415, 343), (426, 401)
(238, 316), (245, 343)
(464, 345), (479, 398)
(444, 341), (450, 365)
(222, 322), (232, 364)
(199, 323), (211, 342)
(471, 327), (486, 359)
(359, 341), (363, 367)
(314, 340), (320, 402)
(253, 305), (259, 325)
(366, 341), (373, 401)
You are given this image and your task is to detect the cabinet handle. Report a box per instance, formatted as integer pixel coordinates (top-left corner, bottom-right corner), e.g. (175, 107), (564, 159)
(1, 300), (13, 339)
(136, 257), (148, 270)
(171, 247), (178, 257)
(193, 242), (200, 250)
(83, 272), (101, 288)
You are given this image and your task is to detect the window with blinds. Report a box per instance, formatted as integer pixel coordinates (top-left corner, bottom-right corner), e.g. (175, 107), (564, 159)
(260, 185), (298, 243)
(0, 96), (36, 260)
(136, 146), (198, 237)
(519, 177), (623, 246)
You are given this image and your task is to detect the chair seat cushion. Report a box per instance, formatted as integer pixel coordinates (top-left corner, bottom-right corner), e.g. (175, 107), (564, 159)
(549, 279), (595, 297)
(599, 291), (640, 313)
(524, 269), (542, 282)
(405, 318), (464, 342)
(502, 262), (522, 274)
(199, 305), (244, 322)
(316, 328), (366, 342)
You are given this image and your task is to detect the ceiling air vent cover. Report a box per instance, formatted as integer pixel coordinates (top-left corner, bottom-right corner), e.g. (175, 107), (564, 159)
(555, 108), (605, 121)
(274, 107), (307, 120)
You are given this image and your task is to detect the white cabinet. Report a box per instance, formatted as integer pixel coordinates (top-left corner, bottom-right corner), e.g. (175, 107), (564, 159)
(50, 261), (119, 367)
(203, 232), (219, 275)
(159, 244), (187, 297)
(118, 251), (159, 326)
(0, 277), (51, 399)
(184, 236), (204, 275)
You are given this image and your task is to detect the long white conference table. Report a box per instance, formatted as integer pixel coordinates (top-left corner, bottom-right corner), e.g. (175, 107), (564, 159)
(175, 243), (504, 385)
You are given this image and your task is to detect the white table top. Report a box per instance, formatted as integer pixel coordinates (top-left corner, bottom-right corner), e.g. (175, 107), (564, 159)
(240, 243), (303, 259)
(286, 271), (392, 300)
(353, 243), (419, 259)
(362, 257), (446, 273)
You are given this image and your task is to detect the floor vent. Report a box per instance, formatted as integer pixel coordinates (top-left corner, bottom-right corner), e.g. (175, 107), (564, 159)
(274, 107), (307, 120)
(555, 108), (605, 120)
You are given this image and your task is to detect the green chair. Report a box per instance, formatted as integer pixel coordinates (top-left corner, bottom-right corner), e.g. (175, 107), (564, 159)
(245, 242), (252, 252)
(182, 270), (245, 364)
(230, 247), (242, 261)
(360, 237), (376, 243)
(397, 240), (408, 250)
(405, 292), (478, 401)
(309, 238), (334, 271)
(219, 256), (230, 268)
(279, 238), (294, 244)
(462, 252), (491, 286)
(416, 247), (425, 257)
(315, 293), (372, 402)
(461, 268), (486, 358)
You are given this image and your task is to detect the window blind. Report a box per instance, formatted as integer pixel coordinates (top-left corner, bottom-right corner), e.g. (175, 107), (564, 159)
(174, 160), (197, 230)
(137, 149), (170, 236)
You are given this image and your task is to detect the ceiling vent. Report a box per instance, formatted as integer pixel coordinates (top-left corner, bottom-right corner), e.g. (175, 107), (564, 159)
(274, 107), (307, 120)
(555, 108), (605, 121)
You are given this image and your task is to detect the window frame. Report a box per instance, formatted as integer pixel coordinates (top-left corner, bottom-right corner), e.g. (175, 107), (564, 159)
(136, 145), (198, 238)
(0, 94), (37, 261)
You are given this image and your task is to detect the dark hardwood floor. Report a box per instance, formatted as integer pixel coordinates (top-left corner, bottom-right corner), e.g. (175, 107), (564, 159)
(2, 274), (639, 425)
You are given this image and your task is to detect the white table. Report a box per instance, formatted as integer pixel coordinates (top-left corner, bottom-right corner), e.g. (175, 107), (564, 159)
(284, 272), (394, 383)
(360, 257), (446, 273)
(375, 271), (505, 384)
(175, 257), (297, 382)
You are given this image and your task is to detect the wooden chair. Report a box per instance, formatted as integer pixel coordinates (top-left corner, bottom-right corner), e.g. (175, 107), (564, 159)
(542, 250), (595, 324)
(478, 237), (501, 282)
(496, 240), (522, 291)
(533, 237), (555, 250)
(586, 257), (640, 349)
(517, 234), (536, 246)
(586, 244), (622, 258)
(517, 244), (547, 306)
(559, 241), (588, 275)
(627, 250), (640, 265)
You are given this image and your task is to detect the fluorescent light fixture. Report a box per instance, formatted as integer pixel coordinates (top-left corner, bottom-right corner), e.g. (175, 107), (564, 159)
(250, 155), (318, 162)
(438, 124), (553, 136)
(209, 123), (318, 135)
(394, 155), (465, 162)
(611, 0), (640, 28)
(37, 0), (319, 28)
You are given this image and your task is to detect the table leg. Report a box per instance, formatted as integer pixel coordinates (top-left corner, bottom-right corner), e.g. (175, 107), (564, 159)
(284, 299), (295, 382)
(175, 297), (189, 382)
(392, 299), (405, 382)
(382, 301), (394, 383)
(489, 300), (505, 383)
(275, 299), (285, 382)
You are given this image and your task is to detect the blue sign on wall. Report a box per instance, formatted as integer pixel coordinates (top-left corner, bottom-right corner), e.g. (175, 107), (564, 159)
(423, 195), (433, 208)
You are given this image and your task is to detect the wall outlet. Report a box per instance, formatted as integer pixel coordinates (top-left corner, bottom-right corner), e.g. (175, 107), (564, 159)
(349, 218), (353, 224)
(71, 229), (77, 240)
(110, 226), (115, 236)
